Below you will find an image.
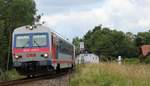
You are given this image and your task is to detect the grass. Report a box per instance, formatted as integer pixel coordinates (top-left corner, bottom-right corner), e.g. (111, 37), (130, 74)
(0, 69), (25, 81)
(124, 58), (140, 64)
(70, 63), (150, 86)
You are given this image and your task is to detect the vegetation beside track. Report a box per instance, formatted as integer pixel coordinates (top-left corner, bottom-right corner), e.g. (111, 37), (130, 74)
(0, 0), (36, 70)
(124, 58), (140, 64)
(70, 63), (150, 86)
(0, 69), (25, 81)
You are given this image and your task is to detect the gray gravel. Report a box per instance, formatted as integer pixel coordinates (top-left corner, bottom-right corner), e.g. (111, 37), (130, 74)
(14, 74), (71, 86)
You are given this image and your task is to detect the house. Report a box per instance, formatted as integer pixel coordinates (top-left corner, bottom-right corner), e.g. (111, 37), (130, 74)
(76, 53), (99, 64)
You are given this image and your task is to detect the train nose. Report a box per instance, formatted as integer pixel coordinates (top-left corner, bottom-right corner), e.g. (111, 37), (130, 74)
(23, 62), (38, 71)
(26, 53), (36, 58)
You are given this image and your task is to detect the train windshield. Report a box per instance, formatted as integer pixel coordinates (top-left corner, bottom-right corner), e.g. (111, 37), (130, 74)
(15, 35), (30, 48)
(14, 33), (48, 48)
(32, 34), (47, 47)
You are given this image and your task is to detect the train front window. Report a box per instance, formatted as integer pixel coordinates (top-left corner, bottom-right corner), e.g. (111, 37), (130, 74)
(32, 34), (48, 47)
(15, 35), (30, 48)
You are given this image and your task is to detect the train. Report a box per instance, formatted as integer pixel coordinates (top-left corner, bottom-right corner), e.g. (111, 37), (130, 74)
(12, 24), (75, 76)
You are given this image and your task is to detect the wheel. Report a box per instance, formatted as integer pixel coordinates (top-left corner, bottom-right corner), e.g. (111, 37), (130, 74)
(47, 66), (53, 72)
(27, 74), (33, 78)
(56, 64), (60, 73)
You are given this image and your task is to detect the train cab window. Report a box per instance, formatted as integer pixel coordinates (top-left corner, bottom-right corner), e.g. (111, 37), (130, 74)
(15, 35), (30, 48)
(32, 34), (48, 47)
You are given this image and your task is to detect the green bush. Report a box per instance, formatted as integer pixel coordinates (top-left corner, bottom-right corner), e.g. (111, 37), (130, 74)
(143, 56), (150, 64)
(0, 69), (25, 81)
(125, 58), (140, 64)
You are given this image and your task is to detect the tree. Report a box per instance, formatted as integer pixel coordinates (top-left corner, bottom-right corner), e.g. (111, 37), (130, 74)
(0, 0), (36, 70)
(83, 25), (138, 59)
(72, 37), (81, 55)
(136, 32), (150, 45)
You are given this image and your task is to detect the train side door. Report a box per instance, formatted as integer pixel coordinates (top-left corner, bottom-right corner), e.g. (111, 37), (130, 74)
(51, 33), (58, 63)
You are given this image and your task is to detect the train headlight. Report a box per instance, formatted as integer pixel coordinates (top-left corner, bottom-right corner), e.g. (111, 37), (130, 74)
(15, 55), (19, 59)
(26, 25), (33, 30)
(44, 53), (48, 57)
(41, 53), (49, 58)
(15, 55), (22, 59)
(29, 26), (33, 30)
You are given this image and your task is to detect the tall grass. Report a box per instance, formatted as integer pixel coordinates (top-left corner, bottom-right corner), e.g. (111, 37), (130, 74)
(71, 63), (150, 86)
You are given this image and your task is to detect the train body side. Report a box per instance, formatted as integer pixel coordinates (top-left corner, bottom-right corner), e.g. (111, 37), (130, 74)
(12, 25), (75, 75)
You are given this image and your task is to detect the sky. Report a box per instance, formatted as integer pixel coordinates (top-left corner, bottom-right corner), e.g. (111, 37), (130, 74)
(35, 0), (150, 41)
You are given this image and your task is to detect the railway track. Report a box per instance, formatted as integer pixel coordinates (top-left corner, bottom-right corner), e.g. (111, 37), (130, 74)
(0, 69), (73, 86)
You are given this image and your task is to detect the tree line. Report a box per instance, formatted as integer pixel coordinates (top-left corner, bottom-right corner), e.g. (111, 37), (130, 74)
(73, 25), (150, 59)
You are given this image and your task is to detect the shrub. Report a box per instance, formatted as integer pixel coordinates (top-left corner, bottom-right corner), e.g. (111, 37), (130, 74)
(0, 69), (25, 81)
(143, 56), (150, 64)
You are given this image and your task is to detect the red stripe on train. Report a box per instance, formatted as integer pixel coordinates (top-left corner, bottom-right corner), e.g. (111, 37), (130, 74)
(13, 48), (73, 64)
(13, 48), (50, 53)
(13, 47), (58, 64)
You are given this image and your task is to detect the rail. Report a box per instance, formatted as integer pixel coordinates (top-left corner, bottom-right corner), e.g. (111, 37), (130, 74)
(0, 69), (73, 86)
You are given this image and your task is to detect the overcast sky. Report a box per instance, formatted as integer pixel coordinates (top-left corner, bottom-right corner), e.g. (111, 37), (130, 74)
(35, 0), (150, 40)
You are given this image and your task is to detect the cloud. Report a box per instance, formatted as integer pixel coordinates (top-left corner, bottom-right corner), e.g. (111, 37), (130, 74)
(36, 0), (100, 6)
(40, 10), (104, 39)
(35, 0), (102, 15)
(37, 0), (150, 40)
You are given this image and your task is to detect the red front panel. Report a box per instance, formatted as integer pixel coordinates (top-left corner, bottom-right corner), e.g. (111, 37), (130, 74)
(13, 48), (50, 59)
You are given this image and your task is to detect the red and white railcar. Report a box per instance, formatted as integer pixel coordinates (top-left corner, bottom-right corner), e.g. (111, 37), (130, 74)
(12, 25), (75, 75)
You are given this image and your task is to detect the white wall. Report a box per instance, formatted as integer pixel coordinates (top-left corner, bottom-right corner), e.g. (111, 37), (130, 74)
(76, 54), (99, 64)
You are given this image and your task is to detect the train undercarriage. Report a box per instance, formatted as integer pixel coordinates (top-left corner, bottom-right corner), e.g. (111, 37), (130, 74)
(15, 61), (55, 77)
(14, 61), (73, 77)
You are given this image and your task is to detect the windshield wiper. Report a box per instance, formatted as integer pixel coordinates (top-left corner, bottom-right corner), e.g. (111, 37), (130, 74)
(33, 40), (40, 48)
(22, 41), (29, 48)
